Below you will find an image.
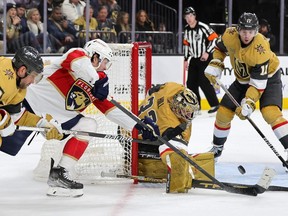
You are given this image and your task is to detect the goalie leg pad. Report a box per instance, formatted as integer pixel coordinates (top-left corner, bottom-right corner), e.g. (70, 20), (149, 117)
(161, 149), (192, 193)
(138, 158), (167, 179)
(189, 152), (215, 182)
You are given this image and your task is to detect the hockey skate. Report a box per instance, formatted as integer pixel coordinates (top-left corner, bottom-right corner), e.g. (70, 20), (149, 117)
(47, 159), (83, 197)
(208, 105), (219, 114)
(209, 144), (223, 159)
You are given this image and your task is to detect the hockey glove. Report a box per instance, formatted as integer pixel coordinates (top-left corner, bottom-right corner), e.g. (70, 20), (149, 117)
(235, 98), (256, 120)
(134, 116), (160, 141)
(0, 109), (16, 137)
(92, 72), (109, 101)
(204, 59), (224, 86)
(36, 114), (63, 140)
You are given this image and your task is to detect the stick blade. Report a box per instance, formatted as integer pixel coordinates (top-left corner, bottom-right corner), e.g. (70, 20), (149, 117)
(255, 167), (276, 194)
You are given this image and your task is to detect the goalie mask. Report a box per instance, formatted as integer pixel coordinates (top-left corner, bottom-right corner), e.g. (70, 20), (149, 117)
(83, 39), (113, 70)
(169, 89), (199, 122)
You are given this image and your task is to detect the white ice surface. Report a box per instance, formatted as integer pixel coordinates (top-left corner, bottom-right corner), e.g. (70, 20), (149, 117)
(0, 110), (287, 216)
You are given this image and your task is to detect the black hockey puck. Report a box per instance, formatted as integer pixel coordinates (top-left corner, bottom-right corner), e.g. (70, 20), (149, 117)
(238, 165), (246, 174)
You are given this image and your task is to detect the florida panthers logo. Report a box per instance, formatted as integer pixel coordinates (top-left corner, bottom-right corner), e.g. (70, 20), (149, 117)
(66, 79), (93, 111)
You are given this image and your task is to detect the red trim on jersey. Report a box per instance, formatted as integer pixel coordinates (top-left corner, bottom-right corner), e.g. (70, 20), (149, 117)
(272, 121), (288, 130)
(97, 71), (106, 79)
(48, 68), (76, 96)
(93, 99), (115, 114)
(62, 137), (88, 160)
(61, 50), (86, 71)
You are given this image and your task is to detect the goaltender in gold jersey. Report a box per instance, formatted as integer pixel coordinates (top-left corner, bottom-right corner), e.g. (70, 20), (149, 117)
(137, 82), (215, 193)
(205, 12), (288, 161)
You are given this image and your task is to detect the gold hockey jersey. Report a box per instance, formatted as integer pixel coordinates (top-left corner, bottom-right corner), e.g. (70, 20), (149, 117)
(0, 57), (41, 127)
(214, 27), (279, 83)
(138, 82), (192, 143)
(0, 57), (26, 106)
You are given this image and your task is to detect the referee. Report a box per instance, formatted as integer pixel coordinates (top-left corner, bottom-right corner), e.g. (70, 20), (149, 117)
(183, 7), (219, 114)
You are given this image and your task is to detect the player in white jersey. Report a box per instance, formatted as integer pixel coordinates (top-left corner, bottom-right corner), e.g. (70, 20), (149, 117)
(24, 39), (159, 197)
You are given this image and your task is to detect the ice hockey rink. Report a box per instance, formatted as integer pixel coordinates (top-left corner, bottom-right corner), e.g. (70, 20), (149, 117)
(0, 110), (287, 216)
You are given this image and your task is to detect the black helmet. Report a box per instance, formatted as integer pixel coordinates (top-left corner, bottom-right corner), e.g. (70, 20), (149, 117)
(237, 12), (259, 31)
(184, 7), (196, 16)
(12, 46), (43, 74)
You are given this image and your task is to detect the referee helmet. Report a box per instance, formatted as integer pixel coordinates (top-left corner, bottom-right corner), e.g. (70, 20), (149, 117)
(184, 7), (196, 16)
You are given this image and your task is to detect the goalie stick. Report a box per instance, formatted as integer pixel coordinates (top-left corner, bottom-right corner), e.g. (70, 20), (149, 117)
(102, 168), (281, 192)
(108, 96), (274, 196)
(192, 178), (288, 192)
(216, 78), (288, 170)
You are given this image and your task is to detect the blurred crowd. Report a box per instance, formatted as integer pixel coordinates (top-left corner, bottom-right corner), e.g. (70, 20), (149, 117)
(0, 0), (285, 55)
(0, 0), (174, 54)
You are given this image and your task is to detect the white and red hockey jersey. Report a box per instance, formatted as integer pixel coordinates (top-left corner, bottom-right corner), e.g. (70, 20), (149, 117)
(25, 48), (135, 131)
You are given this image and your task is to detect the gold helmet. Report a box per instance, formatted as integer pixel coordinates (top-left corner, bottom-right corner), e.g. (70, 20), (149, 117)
(169, 88), (199, 122)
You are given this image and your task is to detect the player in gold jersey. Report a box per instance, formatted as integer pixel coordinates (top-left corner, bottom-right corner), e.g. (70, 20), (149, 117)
(0, 46), (63, 156)
(138, 82), (214, 193)
(205, 12), (288, 161)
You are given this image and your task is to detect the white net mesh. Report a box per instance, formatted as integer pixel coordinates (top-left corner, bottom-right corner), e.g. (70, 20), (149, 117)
(33, 43), (150, 183)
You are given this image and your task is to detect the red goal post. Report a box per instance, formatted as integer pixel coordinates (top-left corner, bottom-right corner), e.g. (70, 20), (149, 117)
(130, 42), (152, 179)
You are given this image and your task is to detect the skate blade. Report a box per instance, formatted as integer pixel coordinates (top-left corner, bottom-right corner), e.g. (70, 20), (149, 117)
(47, 187), (83, 198)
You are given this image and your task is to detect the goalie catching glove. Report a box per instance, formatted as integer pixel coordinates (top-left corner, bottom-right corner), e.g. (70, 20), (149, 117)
(134, 116), (160, 141)
(159, 142), (193, 193)
(92, 72), (109, 101)
(36, 114), (63, 140)
(235, 98), (256, 120)
(205, 59), (224, 91)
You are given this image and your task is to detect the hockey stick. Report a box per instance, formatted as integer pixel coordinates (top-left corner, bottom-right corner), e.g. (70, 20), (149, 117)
(192, 179), (288, 192)
(108, 96), (275, 196)
(101, 171), (286, 192)
(17, 122), (185, 146)
(101, 172), (167, 183)
(16, 126), (159, 145)
(216, 78), (288, 170)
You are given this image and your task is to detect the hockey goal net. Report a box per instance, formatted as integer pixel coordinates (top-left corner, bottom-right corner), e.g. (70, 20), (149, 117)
(33, 42), (152, 183)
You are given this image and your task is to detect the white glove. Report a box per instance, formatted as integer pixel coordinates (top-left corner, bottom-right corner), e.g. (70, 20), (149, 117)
(204, 59), (224, 85)
(0, 109), (16, 137)
(36, 115), (63, 140)
(235, 98), (256, 120)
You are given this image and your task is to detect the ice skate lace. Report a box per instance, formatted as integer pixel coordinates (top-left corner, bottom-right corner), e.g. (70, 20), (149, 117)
(62, 169), (77, 183)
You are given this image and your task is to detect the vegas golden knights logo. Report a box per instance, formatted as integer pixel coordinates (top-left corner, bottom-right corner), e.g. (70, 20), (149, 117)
(66, 78), (93, 111)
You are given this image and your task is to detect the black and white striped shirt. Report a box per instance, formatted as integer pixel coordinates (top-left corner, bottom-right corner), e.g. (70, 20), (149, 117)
(183, 21), (218, 60)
